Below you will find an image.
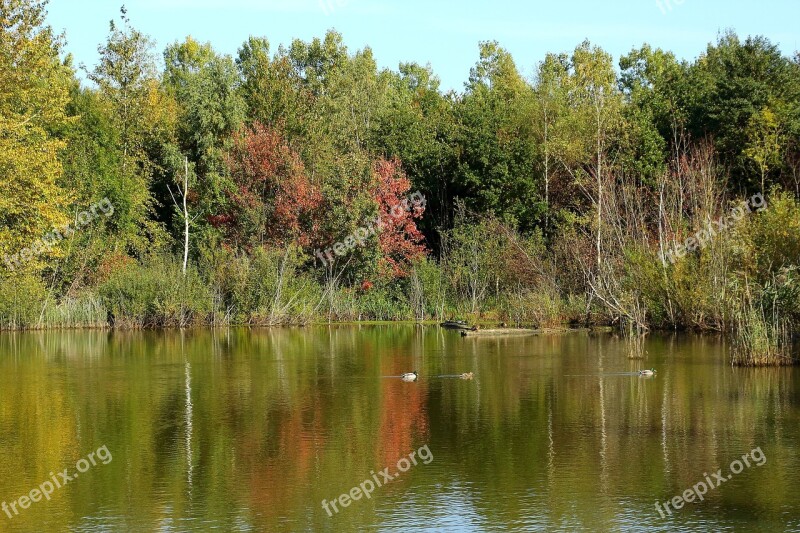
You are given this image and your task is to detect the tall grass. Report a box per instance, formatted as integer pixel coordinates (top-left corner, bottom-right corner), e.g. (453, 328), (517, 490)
(39, 292), (108, 329)
(731, 294), (796, 367)
(0, 274), (47, 329)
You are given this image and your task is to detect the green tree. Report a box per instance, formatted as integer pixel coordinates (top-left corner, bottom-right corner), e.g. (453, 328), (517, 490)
(164, 36), (245, 179)
(620, 45), (691, 160)
(532, 53), (570, 230)
(745, 106), (784, 192)
(87, 6), (167, 255)
(372, 62), (458, 237)
(237, 36), (311, 142)
(456, 41), (540, 231)
(688, 32), (796, 189)
(560, 41), (624, 267)
(162, 37), (245, 262)
(58, 86), (132, 289)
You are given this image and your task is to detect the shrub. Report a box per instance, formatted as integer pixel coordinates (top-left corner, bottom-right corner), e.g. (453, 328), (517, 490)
(98, 256), (212, 328)
(355, 282), (412, 321)
(211, 246), (322, 325)
(407, 256), (447, 321)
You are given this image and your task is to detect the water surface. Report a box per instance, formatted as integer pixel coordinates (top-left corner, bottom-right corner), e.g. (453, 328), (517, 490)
(0, 327), (797, 532)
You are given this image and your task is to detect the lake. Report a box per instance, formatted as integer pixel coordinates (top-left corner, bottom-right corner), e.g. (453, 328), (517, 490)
(0, 326), (797, 532)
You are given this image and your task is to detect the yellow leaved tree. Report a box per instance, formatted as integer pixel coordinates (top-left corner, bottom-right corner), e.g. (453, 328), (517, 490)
(0, 0), (72, 277)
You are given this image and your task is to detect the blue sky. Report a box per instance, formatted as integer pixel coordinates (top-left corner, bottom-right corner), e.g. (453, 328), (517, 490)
(47, 0), (799, 91)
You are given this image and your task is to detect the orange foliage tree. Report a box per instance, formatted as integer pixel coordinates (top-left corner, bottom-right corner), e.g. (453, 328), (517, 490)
(371, 157), (427, 276)
(216, 122), (322, 250)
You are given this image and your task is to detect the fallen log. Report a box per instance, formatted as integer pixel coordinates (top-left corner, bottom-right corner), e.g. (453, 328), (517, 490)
(460, 327), (584, 337)
(440, 321), (474, 331)
(460, 328), (537, 337)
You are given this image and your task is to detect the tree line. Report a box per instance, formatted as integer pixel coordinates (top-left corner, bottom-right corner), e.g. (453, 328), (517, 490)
(2, 2), (799, 364)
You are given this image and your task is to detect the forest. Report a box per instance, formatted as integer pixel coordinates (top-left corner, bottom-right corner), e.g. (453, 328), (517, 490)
(2, 1), (800, 365)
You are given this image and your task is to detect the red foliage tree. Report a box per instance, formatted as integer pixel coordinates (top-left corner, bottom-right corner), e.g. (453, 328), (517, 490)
(220, 122), (322, 249)
(372, 157), (427, 277)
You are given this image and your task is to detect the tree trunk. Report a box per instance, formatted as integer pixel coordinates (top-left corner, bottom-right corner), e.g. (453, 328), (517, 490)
(543, 109), (550, 231)
(183, 158), (190, 275)
(596, 104), (603, 270)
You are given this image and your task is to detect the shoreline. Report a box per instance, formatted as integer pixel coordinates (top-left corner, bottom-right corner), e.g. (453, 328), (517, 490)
(0, 322), (725, 336)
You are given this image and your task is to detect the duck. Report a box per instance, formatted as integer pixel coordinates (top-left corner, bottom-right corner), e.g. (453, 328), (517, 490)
(460, 372), (474, 380)
(639, 368), (657, 376)
(401, 372), (418, 382)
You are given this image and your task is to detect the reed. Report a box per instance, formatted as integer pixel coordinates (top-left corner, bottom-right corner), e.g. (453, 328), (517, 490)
(731, 296), (795, 367)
